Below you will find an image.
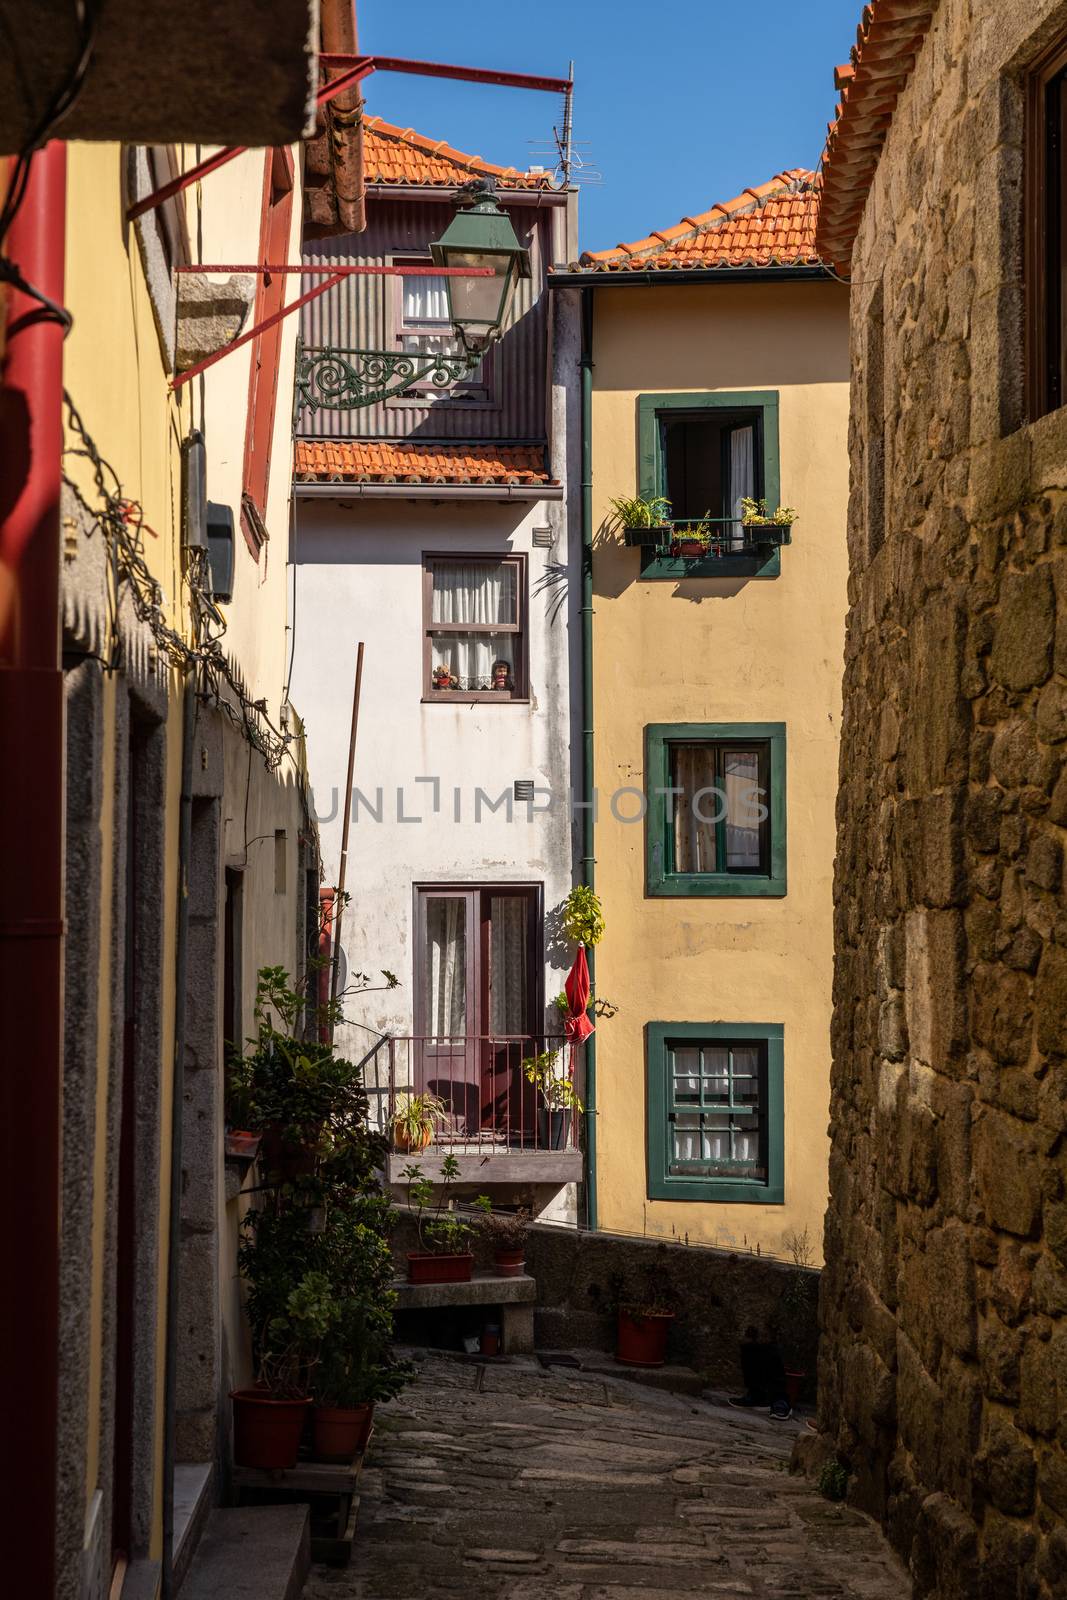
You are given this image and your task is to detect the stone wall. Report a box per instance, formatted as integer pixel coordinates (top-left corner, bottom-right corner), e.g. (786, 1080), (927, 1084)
(815, 3), (1067, 1597)
(389, 1213), (820, 1389)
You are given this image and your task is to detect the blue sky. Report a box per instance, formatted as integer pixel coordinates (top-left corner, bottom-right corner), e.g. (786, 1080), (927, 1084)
(357, 0), (861, 252)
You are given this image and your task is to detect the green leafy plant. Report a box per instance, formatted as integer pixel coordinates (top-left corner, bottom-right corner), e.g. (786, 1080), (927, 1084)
(522, 1047), (584, 1112)
(257, 1270), (336, 1398)
(561, 884), (605, 947)
(391, 1091), (447, 1149)
(403, 1156), (477, 1256)
(777, 1228), (817, 1367)
(609, 493), (672, 528)
(740, 496), (798, 527)
(817, 1460), (850, 1502)
(472, 1196), (530, 1251)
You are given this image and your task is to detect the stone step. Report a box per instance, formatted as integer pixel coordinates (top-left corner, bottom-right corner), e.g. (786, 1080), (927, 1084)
(178, 1505), (309, 1600)
(543, 1349), (706, 1396)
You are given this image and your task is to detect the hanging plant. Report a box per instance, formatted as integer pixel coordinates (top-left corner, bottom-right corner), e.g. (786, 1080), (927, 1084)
(561, 884), (605, 947)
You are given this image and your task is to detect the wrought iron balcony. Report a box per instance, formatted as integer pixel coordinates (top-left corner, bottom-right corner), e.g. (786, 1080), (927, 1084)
(359, 1033), (584, 1186)
(622, 516), (793, 558)
(296, 341), (483, 412)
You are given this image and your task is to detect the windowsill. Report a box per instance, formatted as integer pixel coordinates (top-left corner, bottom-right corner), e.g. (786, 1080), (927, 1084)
(648, 872), (786, 898)
(422, 694), (531, 705)
(640, 548), (781, 581)
(648, 1178), (784, 1205)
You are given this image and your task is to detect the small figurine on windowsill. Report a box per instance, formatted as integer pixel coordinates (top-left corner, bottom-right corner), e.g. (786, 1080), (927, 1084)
(432, 664), (458, 691)
(491, 659), (513, 692)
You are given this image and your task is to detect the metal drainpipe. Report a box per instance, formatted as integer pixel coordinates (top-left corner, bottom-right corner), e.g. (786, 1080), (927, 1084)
(162, 673), (197, 1599)
(0, 140), (66, 1599)
(579, 285), (597, 1233)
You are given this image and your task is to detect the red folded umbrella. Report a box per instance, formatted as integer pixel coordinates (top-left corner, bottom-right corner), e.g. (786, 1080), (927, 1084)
(563, 945), (595, 1041)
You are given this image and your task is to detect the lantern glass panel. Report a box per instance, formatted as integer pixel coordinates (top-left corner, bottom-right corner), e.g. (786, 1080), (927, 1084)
(443, 250), (515, 332)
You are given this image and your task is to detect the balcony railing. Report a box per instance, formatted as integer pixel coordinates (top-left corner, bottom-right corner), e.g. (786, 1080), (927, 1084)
(623, 517), (792, 559)
(360, 1034), (581, 1156)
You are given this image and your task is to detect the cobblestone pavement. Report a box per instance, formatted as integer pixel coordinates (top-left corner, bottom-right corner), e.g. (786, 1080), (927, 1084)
(303, 1353), (910, 1600)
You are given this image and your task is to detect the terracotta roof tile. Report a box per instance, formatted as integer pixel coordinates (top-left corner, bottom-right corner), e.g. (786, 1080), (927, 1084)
(815, 1), (937, 275)
(362, 116), (555, 190)
(576, 171), (821, 272)
(293, 439), (555, 486)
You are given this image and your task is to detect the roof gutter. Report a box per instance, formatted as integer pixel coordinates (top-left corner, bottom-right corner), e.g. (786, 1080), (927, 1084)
(548, 265), (834, 289)
(362, 184), (568, 206)
(319, 0), (366, 233)
(293, 480), (563, 502)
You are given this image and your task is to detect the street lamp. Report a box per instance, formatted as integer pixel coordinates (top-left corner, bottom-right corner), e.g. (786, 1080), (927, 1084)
(431, 177), (531, 351)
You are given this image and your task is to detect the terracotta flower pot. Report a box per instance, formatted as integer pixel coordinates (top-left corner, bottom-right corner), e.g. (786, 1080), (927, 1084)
(393, 1123), (434, 1154)
(312, 1402), (374, 1460)
(784, 1369), (807, 1407)
(407, 1250), (474, 1284)
(616, 1309), (674, 1368)
(671, 538), (707, 560)
(493, 1246), (526, 1278)
(480, 1326), (500, 1358)
(231, 1389), (311, 1469)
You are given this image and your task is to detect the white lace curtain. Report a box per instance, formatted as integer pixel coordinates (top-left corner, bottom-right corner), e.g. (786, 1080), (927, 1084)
(489, 896), (527, 1035)
(425, 897), (466, 1037)
(729, 424), (755, 548)
(430, 561), (517, 687)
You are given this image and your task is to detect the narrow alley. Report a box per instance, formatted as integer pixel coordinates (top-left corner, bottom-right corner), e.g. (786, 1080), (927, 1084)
(303, 1354), (910, 1600)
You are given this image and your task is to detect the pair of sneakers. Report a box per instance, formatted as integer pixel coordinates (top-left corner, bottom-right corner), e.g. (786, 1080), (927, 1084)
(727, 1391), (793, 1420)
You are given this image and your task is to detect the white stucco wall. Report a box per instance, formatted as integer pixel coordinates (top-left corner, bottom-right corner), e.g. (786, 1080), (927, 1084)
(290, 491), (578, 1070)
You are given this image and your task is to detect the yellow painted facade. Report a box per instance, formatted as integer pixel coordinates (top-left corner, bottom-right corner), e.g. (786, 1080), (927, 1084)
(61, 137), (308, 1586)
(588, 280), (850, 1263)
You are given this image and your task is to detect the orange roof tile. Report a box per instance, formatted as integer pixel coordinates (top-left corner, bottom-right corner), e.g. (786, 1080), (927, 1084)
(293, 439), (555, 487)
(815, 1), (936, 276)
(362, 116), (555, 190)
(577, 171), (821, 272)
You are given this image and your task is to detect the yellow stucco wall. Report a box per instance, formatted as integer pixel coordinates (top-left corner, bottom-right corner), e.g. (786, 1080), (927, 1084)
(589, 280), (850, 1264)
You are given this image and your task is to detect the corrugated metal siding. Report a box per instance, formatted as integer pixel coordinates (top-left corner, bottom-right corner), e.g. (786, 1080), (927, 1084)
(298, 198), (548, 440)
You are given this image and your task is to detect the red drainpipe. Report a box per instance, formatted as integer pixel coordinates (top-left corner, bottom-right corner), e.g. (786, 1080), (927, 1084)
(0, 140), (66, 1594)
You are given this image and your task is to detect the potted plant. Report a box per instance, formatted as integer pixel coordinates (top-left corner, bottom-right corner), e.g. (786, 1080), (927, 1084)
(391, 1091), (447, 1154)
(670, 513), (715, 560)
(521, 1047), (583, 1149)
(403, 1156), (478, 1283)
(560, 884), (605, 947)
(228, 967), (377, 1183)
(616, 1300), (675, 1366)
(739, 496), (799, 544)
(230, 1271), (334, 1469)
(609, 493), (672, 547)
(613, 1265), (676, 1367)
(777, 1229), (817, 1406)
(473, 1197), (531, 1276)
(312, 1349), (412, 1461)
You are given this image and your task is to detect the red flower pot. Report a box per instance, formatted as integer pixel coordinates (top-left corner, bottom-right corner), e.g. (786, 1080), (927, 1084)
(671, 539), (706, 560)
(231, 1389), (311, 1469)
(616, 1309), (674, 1367)
(312, 1402), (374, 1461)
(481, 1326), (500, 1357)
(407, 1251), (474, 1284)
(493, 1247), (526, 1278)
(784, 1370), (807, 1407)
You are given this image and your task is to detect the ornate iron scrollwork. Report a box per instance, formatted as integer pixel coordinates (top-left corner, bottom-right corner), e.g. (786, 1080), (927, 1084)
(295, 343), (483, 412)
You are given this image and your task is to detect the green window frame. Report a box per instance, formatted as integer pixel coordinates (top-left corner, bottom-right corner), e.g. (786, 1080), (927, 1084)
(646, 723), (786, 897)
(647, 1022), (784, 1204)
(637, 390), (782, 579)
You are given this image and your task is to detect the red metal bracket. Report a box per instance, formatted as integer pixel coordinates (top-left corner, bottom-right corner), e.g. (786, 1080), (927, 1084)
(127, 51), (569, 223)
(169, 264), (491, 389)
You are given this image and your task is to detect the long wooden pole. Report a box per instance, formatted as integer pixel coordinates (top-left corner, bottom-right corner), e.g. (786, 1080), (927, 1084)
(330, 642), (364, 1034)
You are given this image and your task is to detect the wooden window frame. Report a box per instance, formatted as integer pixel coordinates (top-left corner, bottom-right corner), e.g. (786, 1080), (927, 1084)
(646, 722), (787, 897)
(385, 252), (496, 405)
(646, 1022), (784, 1204)
(240, 146), (295, 559)
(413, 884), (544, 1039)
(1027, 31), (1067, 420)
(422, 552), (529, 703)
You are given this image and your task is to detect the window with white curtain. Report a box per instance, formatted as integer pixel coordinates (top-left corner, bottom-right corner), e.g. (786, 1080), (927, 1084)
(670, 740), (769, 876)
(667, 1038), (767, 1181)
(393, 257), (489, 396)
(659, 408), (762, 537)
(425, 556), (526, 697)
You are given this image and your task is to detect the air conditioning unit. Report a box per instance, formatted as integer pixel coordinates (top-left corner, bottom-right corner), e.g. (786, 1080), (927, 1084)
(180, 430), (207, 550)
(206, 502), (235, 604)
